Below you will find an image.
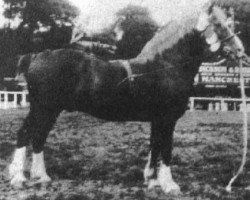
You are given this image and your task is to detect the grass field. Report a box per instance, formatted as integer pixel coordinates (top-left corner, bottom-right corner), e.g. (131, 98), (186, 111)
(1, 108), (250, 200)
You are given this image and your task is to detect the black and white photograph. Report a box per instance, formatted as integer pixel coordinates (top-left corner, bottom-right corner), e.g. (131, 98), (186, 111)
(0, 0), (250, 199)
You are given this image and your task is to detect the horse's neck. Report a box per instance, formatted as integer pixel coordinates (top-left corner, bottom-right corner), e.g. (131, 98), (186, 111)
(131, 18), (198, 64)
(129, 15), (205, 78)
(131, 44), (203, 77)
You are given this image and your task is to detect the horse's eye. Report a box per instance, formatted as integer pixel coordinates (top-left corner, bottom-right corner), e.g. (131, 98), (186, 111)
(214, 23), (222, 28)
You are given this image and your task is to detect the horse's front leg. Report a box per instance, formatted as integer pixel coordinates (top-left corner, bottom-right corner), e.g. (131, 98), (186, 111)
(144, 120), (161, 189)
(146, 117), (180, 194)
(157, 119), (180, 194)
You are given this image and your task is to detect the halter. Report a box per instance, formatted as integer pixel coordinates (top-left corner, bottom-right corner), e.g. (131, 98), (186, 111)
(220, 31), (240, 43)
(201, 21), (241, 54)
(116, 63), (171, 87)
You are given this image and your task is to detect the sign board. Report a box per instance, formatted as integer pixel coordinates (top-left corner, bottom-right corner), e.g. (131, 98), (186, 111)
(194, 60), (250, 88)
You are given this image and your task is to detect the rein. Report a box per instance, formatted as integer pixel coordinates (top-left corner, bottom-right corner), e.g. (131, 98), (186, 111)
(226, 56), (249, 192)
(117, 66), (168, 87)
(221, 32), (241, 43)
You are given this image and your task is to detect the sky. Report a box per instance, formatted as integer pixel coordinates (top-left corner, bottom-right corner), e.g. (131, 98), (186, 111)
(69, 0), (210, 35)
(0, 1), (4, 27)
(0, 0), (210, 33)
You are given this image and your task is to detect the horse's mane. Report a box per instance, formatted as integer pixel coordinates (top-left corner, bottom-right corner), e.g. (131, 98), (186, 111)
(132, 1), (212, 63)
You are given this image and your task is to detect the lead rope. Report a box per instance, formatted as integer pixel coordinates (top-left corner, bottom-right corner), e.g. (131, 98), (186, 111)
(226, 57), (248, 192)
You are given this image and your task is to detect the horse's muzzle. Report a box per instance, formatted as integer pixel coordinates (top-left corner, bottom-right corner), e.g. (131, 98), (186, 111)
(222, 46), (246, 60)
(241, 53), (250, 64)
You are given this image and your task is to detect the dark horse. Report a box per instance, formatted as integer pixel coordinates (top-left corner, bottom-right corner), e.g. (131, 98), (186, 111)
(9, 5), (245, 193)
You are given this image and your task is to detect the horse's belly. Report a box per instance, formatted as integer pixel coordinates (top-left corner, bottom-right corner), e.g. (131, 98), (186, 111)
(69, 89), (189, 122)
(85, 105), (153, 121)
(73, 94), (154, 121)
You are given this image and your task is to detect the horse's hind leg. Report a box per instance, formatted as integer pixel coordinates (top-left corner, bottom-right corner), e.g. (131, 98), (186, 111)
(29, 106), (60, 183)
(9, 109), (37, 187)
(158, 120), (180, 194)
(9, 106), (59, 187)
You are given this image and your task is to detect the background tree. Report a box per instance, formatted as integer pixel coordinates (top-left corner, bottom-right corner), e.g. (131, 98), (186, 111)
(115, 5), (158, 59)
(3, 0), (79, 30)
(2, 0), (79, 53)
(0, 0), (79, 80)
(0, 28), (20, 80)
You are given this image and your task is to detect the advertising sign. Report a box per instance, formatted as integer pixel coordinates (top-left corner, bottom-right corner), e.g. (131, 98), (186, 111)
(194, 60), (250, 88)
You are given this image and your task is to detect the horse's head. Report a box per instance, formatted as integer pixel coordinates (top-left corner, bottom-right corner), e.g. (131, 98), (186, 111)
(196, 5), (245, 59)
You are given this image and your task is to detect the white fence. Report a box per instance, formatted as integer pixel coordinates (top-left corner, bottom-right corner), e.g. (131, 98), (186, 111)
(0, 91), (29, 109)
(189, 97), (250, 112)
(0, 90), (249, 112)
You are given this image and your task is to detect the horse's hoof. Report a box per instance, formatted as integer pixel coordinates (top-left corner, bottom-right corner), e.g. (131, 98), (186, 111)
(147, 179), (160, 190)
(245, 185), (250, 191)
(9, 165), (27, 189)
(10, 175), (27, 189)
(160, 182), (181, 195)
(168, 188), (182, 196)
(32, 175), (51, 183)
(39, 175), (51, 183)
(31, 174), (51, 184)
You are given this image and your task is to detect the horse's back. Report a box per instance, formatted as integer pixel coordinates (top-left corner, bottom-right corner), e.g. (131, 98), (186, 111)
(26, 49), (129, 111)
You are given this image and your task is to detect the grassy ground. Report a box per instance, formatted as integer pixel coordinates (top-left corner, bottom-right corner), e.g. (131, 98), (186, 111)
(1, 109), (250, 199)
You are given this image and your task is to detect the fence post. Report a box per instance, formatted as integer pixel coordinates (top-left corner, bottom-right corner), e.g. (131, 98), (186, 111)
(0, 93), (2, 109)
(240, 103), (244, 112)
(190, 97), (194, 112)
(215, 102), (220, 111)
(21, 92), (28, 107)
(4, 92), (8, 109)
(208, 102), (213, 111)
(221, 100), (228, 111)
(13, 93), (18, 108)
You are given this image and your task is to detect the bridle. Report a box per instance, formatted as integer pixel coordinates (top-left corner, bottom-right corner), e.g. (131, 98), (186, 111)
(201, 20), (244, 58)
(221, 31), (240, 43)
